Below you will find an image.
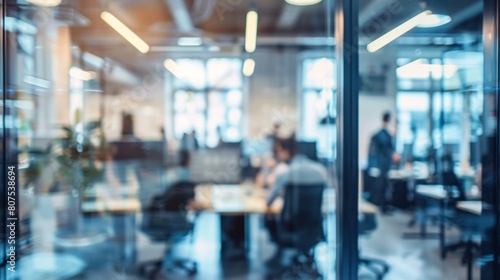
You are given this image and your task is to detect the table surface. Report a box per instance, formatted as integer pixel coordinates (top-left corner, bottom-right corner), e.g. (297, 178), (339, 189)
(456, 201), (482, 215)
(195, 184), (378, 215)
(416, 184), (481, 200)
(416, 185), (448, 199)
(82, 184), (378, 215)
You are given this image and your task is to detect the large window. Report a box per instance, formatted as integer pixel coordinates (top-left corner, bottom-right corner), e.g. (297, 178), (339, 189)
(301, 57), (336, 160)
(396, 54), (483, 163)
(171, 58), (243, 147)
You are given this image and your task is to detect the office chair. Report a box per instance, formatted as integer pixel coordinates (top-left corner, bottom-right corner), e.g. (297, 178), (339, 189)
(275, 183), (325, 276)
(443, 209), (494, 280)
(359, 213), (390, 280)
(138, 181), (197, 279)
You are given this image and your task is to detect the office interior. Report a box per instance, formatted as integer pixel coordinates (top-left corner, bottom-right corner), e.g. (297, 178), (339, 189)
(1, 0), (500, 279)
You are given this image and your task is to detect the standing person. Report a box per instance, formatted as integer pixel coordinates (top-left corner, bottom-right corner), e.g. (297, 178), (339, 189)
(180, 129), (199, 151)
(366, 111), (399, 212)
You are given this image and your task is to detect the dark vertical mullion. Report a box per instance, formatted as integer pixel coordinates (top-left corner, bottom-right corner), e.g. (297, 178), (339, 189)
(482, 0), (500, 279)
(335, 0), (359, 279)
(1, 0), (6, 278)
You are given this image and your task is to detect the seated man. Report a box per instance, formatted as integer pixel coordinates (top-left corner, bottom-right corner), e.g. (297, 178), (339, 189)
(265, 137), (328, 265)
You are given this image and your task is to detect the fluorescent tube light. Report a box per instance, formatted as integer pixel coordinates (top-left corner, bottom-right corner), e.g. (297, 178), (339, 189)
(164, 59), (182, 79)
(177, 37), (203, 46)
(69, 67), (96, 81)
(397, 59), (458, 79)
(245, 10), (258, 53)
(26, 0), (61, 7)
(242, 58), (255, 77)
(417, 14), (451, 28)
(101, 11), (150, 54)
(367, 10), (431, 53)
(285, 0), (321, 6)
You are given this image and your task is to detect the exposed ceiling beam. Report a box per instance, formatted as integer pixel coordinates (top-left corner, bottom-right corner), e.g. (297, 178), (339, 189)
(191, 0), (217, 25)
(164, 0), (194, 33)
(444, 1), (483, 31)
(275, 3), (303, 29)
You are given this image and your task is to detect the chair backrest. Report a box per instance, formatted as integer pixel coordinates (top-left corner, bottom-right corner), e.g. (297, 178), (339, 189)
(280, 183), (325, 253)
(141, 181), (196, 241)
(359, 214), (377, 235)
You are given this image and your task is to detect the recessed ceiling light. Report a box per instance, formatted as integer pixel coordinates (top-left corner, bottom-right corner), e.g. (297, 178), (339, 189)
(285, 0), (322, 6)
(26, 0), (61, 7)
(417, 14), (451, 28)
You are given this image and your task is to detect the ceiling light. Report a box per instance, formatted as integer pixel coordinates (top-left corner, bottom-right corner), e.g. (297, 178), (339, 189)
(26, 0), (61, 7)
(243, 58), (255, 77)
(397, 59), (457, 79)
(177, 37), (203, 46)
(69, 67), (96, 81)
(101, 11), (150, 54)
(164, 59), (183, 79)
(417, 14), (451, 28)
(285, 0), (322, 6)
(245, 10), (258, 53)
(367, 10), (431, 53)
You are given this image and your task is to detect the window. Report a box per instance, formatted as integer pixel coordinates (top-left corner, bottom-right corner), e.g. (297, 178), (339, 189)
(301, 57), (336, 160)
(171, 58), (243, 147)
(396, 54), (484, 162)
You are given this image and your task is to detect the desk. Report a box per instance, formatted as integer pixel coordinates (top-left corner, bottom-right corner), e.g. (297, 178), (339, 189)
(81, 198), (141, 214)
(82, 196), (141, 269)
(195, 184), (378, 214)
(195, 184), (378, 258)
(416, 185), (483, 259)
(408, 185), (448, 255)
(416, 185), (447, 199)
(457, 201), (482, 215)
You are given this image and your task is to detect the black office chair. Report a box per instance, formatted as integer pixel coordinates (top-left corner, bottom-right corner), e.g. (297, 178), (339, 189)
(358, 214), (390, 280)
(443, 207), (494, 280)
(275, 183), (325, 275)
(138, 181), (197, 279)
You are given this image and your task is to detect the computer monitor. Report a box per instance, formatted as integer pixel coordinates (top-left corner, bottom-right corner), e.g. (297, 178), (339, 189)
(189, 148), (242, 184)
(297, 141), (318, 161)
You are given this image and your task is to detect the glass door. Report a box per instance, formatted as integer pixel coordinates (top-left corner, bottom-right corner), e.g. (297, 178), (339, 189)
(1, 1), (338, 279)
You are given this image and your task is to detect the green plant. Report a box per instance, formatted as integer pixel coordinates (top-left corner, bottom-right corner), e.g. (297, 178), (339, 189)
(22, 120), (108, 193)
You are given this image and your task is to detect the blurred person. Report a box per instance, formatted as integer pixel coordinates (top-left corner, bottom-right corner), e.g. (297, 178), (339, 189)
(266, 121), (282, 143)
(180, 129), (199, 151)
(215, 125), (226, 147)
(255, 138), (290, 189)
(366, 111), (399, 213)
(264, 137), (328, 266)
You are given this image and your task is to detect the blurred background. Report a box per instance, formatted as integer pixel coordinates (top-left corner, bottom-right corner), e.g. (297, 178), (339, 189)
(0, 0), (499, 279)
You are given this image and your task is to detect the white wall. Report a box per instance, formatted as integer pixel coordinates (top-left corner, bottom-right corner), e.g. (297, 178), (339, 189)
(247, 48), (299, 138)
(358, 50), (398, 167)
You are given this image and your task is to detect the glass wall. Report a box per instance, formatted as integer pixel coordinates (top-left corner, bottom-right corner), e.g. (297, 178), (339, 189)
(1, 1), (337, 280)
(358, 0), (499, 280)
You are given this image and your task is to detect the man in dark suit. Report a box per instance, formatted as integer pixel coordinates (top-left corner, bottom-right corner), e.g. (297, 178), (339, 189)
(367, 112), (398, 212)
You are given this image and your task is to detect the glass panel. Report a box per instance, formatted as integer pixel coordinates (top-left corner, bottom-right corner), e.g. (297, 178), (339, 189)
(3, 1), (336, 280)
(358, 1), (495, 279)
